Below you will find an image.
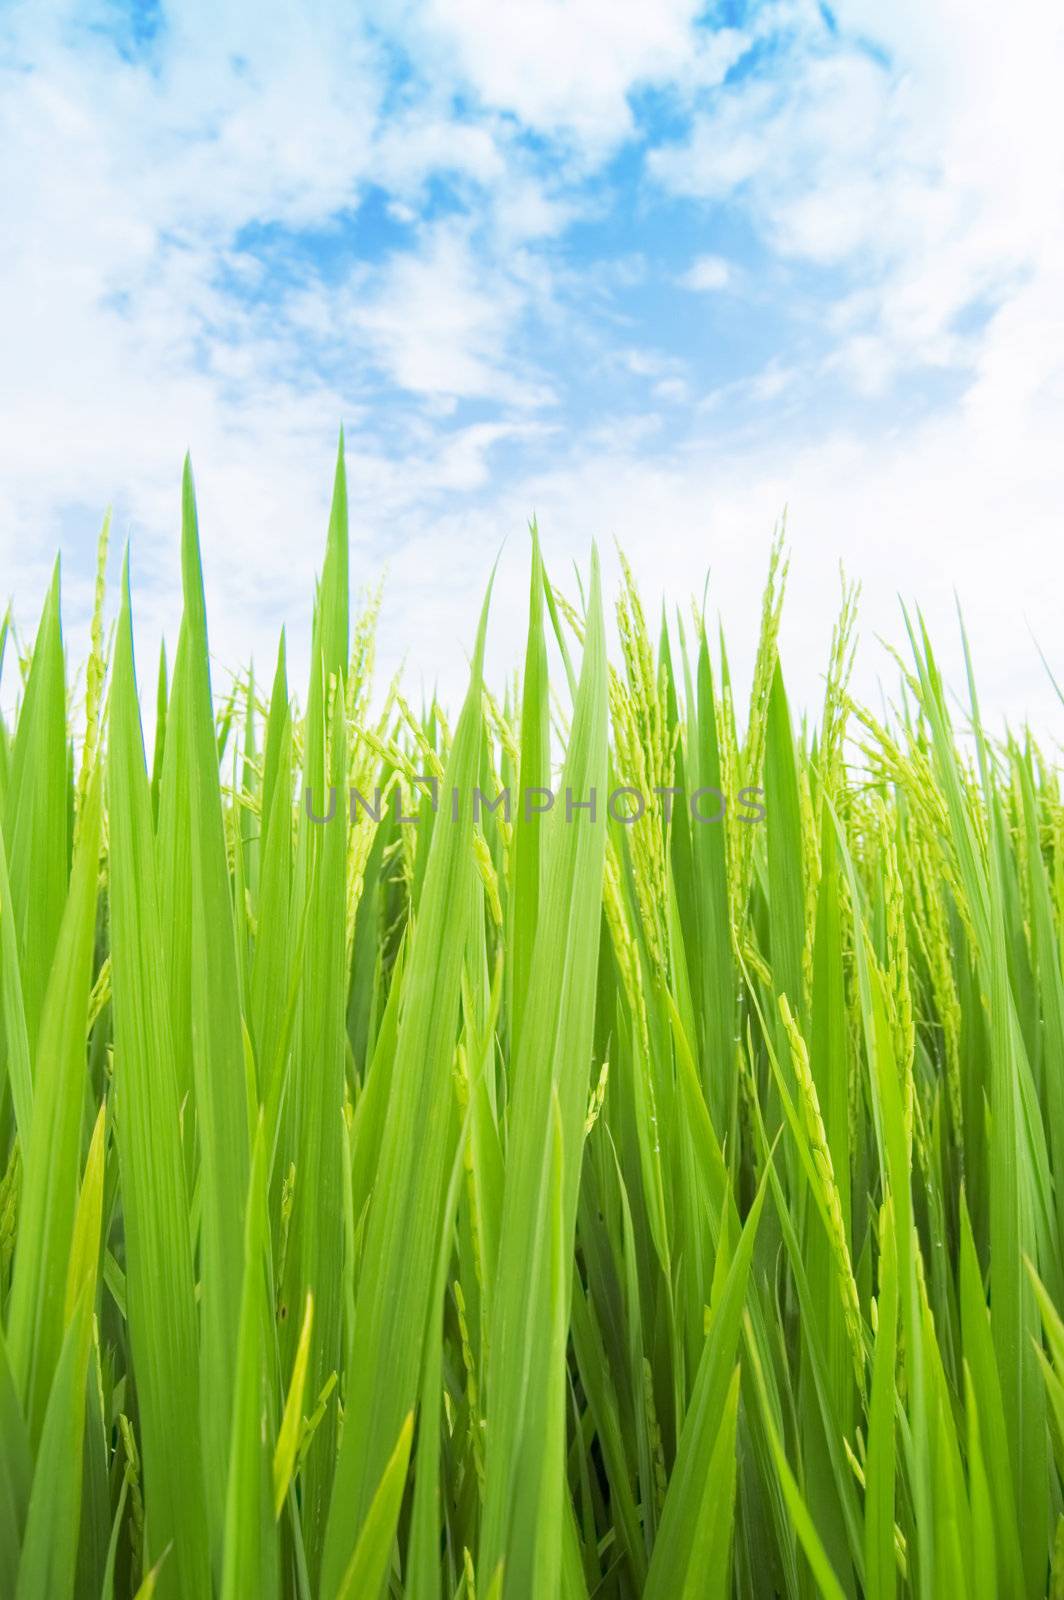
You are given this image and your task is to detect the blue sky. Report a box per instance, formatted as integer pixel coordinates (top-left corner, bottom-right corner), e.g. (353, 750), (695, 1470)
(2, 0), (1063, 725)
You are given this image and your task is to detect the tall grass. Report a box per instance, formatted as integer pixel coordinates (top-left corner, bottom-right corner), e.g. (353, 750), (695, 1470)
(1, 443), (1064, 1597)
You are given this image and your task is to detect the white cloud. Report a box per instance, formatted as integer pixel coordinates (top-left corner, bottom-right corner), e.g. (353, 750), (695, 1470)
(1, 0), (1063, 748)
(649, 1), (1064, 397)
(679, 255), (731, 291)
(308, 224), (553, 406)
(0, 0), (566, 679)
(649, 49), (897, 256)
(407, 0), (746, 150)
(371, 328), (1064, 738)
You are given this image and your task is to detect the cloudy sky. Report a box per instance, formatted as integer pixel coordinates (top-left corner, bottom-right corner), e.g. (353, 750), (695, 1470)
(2, 0), (1063, 729)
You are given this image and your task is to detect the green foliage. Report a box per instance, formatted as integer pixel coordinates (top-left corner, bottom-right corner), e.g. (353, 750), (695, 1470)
(1, 449), (1063, 1597)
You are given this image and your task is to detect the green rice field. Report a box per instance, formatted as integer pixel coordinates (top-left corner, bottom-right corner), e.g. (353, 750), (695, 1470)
(2, 443), (1064, 1598)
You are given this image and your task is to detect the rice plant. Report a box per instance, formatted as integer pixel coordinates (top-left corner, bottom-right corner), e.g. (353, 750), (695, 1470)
(2, 440), (1064, 1598)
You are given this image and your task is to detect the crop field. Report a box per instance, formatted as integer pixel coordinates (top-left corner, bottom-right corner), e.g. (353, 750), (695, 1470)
(2, 444), (1064, 1600)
